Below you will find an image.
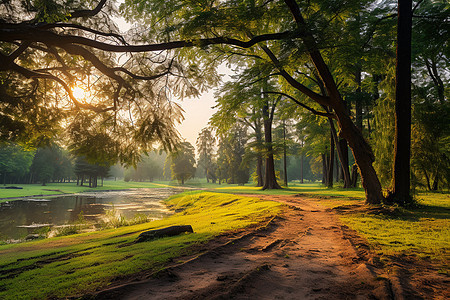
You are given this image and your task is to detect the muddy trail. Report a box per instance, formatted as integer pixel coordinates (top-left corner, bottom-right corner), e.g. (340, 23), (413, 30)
(89, 195), (448, 300)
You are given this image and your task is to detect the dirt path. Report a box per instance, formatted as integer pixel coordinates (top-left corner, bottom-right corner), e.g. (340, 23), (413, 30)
(90, 195), (444, 300)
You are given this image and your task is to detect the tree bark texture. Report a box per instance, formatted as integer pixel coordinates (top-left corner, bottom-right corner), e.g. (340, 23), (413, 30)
(322, 152), (328, 185)
(327, 132), (334, 188)
(283, 121), (288, 187)
(255, 121), (264, 187)
(262, 104), (282, 190)
(390, 0), (412, 205)
(283, 0), (383, 204)
(327, 117), (352, 187)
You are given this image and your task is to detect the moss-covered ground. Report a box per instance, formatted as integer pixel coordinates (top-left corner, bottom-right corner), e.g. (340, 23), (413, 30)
(0, 191), (282, 299)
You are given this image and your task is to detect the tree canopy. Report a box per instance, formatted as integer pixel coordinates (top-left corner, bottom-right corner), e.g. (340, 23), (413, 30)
(1, 0), (448, 203)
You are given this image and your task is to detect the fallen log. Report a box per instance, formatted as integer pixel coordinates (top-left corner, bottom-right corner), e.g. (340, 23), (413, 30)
(135, 225), (194, 243)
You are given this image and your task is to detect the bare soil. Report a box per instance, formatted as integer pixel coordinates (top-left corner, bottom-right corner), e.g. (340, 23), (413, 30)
(89, 194), (449, 300)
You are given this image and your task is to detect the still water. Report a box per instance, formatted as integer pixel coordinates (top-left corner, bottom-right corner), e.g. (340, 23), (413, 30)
(0, 188), (184, 240)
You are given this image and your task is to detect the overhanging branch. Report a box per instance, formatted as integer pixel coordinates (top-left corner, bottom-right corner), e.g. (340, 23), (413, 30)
(262, 91), (335, 119)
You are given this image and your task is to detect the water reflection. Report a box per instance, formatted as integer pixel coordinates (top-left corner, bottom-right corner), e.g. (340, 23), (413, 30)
(0, 188), (183, 240)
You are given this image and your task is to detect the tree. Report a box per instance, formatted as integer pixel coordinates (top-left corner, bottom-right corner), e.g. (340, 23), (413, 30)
(0, 0), (188, 165)
(211, 82), (265, 187)
(167, 142), (196, 185)
(0, 143), (34, 184)
(120, 0), (388, 202)
(1, 0), (383, 202)
(196, 127), (216, 182)
(74, 156), (109, 187)
(30, 147), (59, 185)
(411, 101), (450, 191)
(214, 124), (250, 185)
(387, 0), (413, 205)
(124, 152), (165, 182)
(211, 63), (285, 189)
(3, 0), (446, 204)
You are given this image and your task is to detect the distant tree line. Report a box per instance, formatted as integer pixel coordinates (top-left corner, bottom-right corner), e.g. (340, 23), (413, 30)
(0, 143), (112, 187)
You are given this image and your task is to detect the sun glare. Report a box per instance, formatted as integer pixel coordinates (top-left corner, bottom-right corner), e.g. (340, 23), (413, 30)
(72, 86), (86, 100)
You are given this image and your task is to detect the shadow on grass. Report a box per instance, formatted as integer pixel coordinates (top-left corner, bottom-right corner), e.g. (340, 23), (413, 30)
(371, 204), (450, 222)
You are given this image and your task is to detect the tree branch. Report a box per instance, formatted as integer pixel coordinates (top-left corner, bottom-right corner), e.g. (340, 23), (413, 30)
(259, 44), (330, 106)
(0, 27), (297, 53)
(40, 23), (128, 45)
(262, 91), (335, 119)
(3, 42), (31, 66)
(69, 0), (107, 19)
(5, 58), (114, 113)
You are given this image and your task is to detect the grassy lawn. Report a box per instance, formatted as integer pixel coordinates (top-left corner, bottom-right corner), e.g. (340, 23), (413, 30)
(167, 180), (449, 270)
(157, 179), (367, 199)
(0, 181), (171, 202)
(338, 193), (450, 269)
(0, 180), (450, 288)
(0, 191), (282, 299)
(0, 179), (365, 202)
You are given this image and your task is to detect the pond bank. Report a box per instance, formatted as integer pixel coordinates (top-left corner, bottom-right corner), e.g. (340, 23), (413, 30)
(0, 188), (184, 241)
(0, 192), (282, 299)
(0, 181), (176, 202)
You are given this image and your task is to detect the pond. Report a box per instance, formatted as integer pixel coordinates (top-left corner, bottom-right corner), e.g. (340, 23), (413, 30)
(0, 188), (185, 241)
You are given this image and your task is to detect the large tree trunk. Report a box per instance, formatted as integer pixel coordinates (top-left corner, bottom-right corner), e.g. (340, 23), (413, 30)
(334, 105), (383, 204)
(389, 0), (413, 205)
(327, 117), (352, 187)
(262, 104), (282, 190)
(283, 120), (288, 187)
(300, 154), (304, 183)
(322, 153), (327, 185)
(327, 132), (334, 188)
(283, 0), (384, 204)
(255, 121), (264, 187)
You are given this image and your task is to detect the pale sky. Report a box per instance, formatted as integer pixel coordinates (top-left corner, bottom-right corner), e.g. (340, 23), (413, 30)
(175, 90), (217, 147)
(175, 65), (231, 148)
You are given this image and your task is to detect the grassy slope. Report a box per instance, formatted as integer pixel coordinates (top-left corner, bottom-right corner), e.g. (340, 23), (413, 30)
(0, 191), (282, 299)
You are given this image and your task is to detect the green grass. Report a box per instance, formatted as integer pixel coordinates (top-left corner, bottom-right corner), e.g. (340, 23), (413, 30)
(0, 181), (171, 201)
(159, 179), (367, 199)
(2, 179), (448, 273)
(0, 191), (282, 299)
(313, 192), (450, 268)
(0, 179), (366, 203)
(178, 181), (449, 267)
